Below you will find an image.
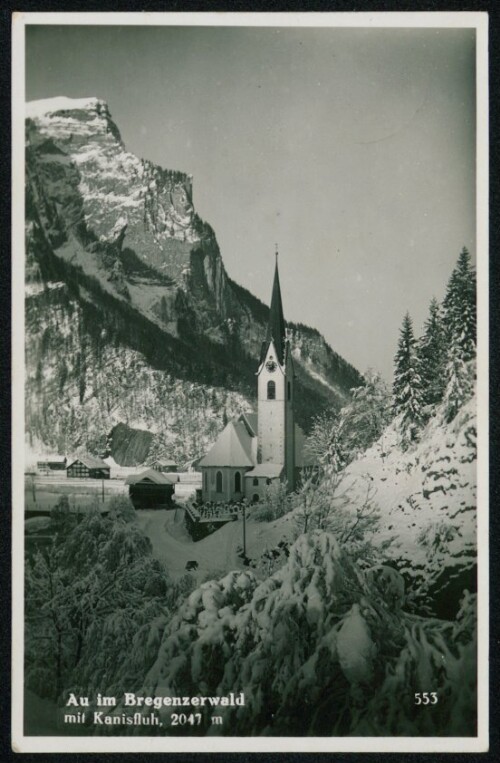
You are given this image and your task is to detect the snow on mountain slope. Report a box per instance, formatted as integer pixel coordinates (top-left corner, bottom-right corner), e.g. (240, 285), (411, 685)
(26, 96), (106, 118)
(334, 396), (477, 611)
(25, 96), (362, 459)
(238, 393), (477, 616)
(288, 398), (480, 617)
(25, 285), (250, 465)
(27, 96), (200, 249)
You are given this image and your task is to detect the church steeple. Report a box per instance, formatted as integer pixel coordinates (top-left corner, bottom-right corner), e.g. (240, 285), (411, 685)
(257, 248), (295, 488)
(266, 247), (286, 365)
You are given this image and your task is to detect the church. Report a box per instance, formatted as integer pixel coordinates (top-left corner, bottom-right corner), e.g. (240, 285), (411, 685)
(199, 255), (310, 503)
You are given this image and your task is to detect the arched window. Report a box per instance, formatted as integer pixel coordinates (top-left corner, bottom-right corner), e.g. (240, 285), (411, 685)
(253, 477), (259, 486)
(267, 380), (276, 400)
(216, 471), (223, 493)
(234, 471), (241, 493)
(252, 494), (260, 503)
(266, 478), (272, 486)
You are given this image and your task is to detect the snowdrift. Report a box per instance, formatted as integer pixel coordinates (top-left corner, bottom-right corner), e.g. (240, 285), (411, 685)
(336, 396), (477, 615)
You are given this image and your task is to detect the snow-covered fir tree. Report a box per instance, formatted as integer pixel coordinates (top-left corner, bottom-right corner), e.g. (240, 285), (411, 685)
(442, 336), (475, 423)
(418, 297), (447, 409)
(440, 247), (476, 422)
(392, 312), (425, 446)
(443, 247), (477, 362)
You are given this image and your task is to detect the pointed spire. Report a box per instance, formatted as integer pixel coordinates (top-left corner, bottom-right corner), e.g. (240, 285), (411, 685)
(266, 246), (286, 365)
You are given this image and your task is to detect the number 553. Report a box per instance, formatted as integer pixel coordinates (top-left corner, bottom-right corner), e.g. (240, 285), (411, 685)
(415, 692), (438, 705)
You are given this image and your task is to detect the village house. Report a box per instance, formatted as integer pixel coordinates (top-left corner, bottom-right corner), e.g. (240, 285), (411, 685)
(36, 455), (67, 473)
(66, 455), (111, 479)
(125, 468), (176, 508)
(151, 459), (178, 474)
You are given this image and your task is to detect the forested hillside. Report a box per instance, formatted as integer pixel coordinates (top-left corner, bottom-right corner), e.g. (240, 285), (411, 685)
(25, 96), (361, 465)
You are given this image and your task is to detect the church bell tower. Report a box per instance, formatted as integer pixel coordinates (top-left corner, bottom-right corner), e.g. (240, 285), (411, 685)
(257, 250), (295, 490)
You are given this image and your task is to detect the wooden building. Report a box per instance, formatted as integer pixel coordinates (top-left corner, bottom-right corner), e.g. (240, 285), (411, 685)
(125, 469), (176, 509)
(37, 456), (67, 473)
(152, 460), (178, 474)
(66, 455), (111, 479)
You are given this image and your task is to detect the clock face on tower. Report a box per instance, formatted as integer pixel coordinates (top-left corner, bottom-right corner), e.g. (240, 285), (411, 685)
(266, 359), (277, 373)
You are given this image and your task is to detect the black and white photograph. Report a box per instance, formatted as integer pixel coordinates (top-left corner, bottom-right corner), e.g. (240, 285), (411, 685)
(12, 12), (488, 753)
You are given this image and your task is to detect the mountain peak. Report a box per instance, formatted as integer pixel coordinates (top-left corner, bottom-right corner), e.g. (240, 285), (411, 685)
(26, 96), (108, 120)
(25, 98), (362, 465)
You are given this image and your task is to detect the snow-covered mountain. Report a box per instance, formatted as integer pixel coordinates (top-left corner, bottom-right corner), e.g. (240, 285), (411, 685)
(25, 96), (361, 464)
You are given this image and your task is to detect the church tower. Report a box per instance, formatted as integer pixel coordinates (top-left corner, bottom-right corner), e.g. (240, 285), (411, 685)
(257, 252), (295, 490)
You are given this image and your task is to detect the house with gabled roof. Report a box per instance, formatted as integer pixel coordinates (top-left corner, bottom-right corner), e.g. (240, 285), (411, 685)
(199, 254), (313, 503)
(125, 468), (177, 508)
(67, 455), (110, 479)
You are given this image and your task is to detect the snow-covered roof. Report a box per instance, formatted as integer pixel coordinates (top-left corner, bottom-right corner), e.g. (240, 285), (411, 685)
(239, 412), (258, 436)
(103, 457), (141, 475)
(245, 463), (284, 479)
(26, 96), (106, 120)
(37, 455), (66, 463)
(199, 417), (314, 470)
(199, 419), (256, 468)
(68, 455), (110, 470)
(125, 469), (177, 486)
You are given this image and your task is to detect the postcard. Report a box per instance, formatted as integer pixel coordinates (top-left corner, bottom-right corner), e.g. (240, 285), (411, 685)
(11, 11), (489, 753)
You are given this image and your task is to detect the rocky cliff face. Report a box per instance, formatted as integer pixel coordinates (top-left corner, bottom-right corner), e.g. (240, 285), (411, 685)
(25, 96), (362, 464)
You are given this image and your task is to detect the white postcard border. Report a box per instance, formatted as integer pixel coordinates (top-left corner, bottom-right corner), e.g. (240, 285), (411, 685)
(11, 10), (489, 754)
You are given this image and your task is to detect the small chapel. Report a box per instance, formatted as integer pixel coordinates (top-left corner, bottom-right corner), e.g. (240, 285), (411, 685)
(199, 254), (310, 503)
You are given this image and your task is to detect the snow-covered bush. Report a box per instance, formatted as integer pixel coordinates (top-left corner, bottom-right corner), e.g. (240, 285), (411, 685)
(123, 531), (476, 737)
(24, 505), (194, 703)
(253, 481), (291, 522)
(107, 494), (136, 522)
(291, 468), (389, 568)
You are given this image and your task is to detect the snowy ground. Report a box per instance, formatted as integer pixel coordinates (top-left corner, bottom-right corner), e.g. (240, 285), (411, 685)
(24, 475), (128, 514)
(136, 505), (295, 583)
(24, 471), (200, 515)
(136, 509), (240, 581)
(337, 398), (477, 575)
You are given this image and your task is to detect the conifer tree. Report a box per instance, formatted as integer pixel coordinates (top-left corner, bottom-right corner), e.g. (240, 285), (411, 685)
(440, 247), (476, 421)
(392, 313), (424, 446)
(442, 335), (474, 423)
(443, 247), (476, 362)
(419, 297), (447, 408)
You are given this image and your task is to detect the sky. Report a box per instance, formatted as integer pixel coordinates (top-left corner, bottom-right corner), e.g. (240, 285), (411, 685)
(25, 23), (476, 381)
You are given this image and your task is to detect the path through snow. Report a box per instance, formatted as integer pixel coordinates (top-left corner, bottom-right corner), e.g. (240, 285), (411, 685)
(137, 508), (244, 582)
